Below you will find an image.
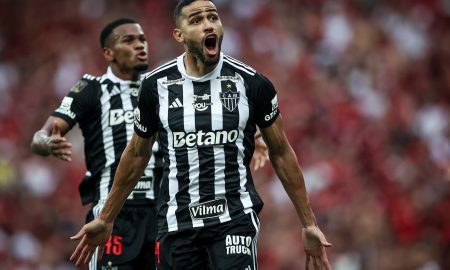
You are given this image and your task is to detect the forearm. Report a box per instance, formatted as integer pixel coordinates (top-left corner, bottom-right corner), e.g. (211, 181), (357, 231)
(31, 130), (52, 156)
(270, 147), (317, 227)
(99, 143), (151, 223)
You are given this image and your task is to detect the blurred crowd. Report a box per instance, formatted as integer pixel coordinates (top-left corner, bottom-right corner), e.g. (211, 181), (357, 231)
(0, 0), (449, 269)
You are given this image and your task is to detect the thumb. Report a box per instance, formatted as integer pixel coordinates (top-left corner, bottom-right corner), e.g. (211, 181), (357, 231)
(70, 229), (86, 240)
(52, 121), (61, 137)
(321, 239), (332, 247)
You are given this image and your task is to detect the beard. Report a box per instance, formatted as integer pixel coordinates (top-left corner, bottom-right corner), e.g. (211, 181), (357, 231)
(185, 37), (222, 66)
(133, 63), (149, 73)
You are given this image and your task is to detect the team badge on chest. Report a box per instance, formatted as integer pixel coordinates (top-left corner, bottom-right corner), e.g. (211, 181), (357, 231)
(220, 89), (240, 112)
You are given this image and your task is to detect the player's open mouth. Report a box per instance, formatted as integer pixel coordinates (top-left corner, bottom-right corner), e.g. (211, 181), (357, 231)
(137, 51), (148, 61)
(204, 35), (218, 56)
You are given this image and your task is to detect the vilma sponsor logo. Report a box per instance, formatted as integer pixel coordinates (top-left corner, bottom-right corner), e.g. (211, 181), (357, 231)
(172, 129), (239, 148)
(189, 198), (227, 219)
(225, 235), (253, 256)
(133, 176), (153, 191)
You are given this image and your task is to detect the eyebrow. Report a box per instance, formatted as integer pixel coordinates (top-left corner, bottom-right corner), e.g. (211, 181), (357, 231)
(187, 8), (217, 19)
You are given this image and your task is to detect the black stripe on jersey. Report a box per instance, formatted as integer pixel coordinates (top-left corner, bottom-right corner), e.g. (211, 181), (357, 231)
(220, 68), (245, 220)
(193, 81), (219, 226)
(108, 85), (128, 191)
(167, 72), (194, 230)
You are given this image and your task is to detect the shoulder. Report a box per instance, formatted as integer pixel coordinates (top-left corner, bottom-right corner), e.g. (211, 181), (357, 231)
(142, 58), (178, 81)
(66, 74), (102, 99)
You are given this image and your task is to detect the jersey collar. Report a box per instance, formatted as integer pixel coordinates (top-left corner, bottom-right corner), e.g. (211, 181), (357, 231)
(177, 52), (224, 82)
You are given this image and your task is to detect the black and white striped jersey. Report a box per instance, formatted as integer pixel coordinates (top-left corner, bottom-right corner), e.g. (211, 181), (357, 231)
(135, 53), (280, 233)
(52, 68), (162, 205)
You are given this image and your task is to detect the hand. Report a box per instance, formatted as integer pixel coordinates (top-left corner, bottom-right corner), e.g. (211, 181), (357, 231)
(302, 226), (332, 270)
(70, 218), (113, 267)
(253, 136), (269, 171)
(47, 121), (72, 161)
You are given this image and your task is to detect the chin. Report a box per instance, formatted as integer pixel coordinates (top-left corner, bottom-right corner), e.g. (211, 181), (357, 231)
(134, 63), (149, 72)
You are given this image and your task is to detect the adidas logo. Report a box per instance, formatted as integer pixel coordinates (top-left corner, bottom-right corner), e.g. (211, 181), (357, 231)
(169, 98), (183, 108)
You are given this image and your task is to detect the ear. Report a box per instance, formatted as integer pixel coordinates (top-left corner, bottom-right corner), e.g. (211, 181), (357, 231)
(103, 47), (114, 62)
(173, 28), (183, 43)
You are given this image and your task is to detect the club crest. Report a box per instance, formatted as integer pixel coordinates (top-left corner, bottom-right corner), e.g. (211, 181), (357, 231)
(220, 90), (240, 112)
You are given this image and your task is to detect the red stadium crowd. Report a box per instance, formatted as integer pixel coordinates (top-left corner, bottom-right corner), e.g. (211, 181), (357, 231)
(0, 0), (449, 269)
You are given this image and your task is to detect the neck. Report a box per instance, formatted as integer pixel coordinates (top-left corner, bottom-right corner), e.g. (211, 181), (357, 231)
(183, 53), (217, 77)
(110, 65), (139, 81)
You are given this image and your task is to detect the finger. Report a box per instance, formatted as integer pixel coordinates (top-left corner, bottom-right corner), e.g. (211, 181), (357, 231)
(70, 236), (86, 263)
(70, 228), (86, 240)
(321, 248), (332, 270)
(77, 244), (93, 266)
(84, 247), (95, 264)
(52, 121), (61, 136)
(260, 156), (266, 168)
(320, 239), (332, 247)
(98, 245), (105, 261)
(254, 158), (261, 170)
(313, 256), (319, 270)
(305, 255), (310, 270)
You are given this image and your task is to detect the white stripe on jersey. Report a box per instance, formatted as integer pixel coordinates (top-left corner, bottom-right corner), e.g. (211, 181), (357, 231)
(144, 59), (177, 79)
(224, 55), (256, 74)
(183, 80), (204, 228)
(236, 75), (254, 212)
(223, 58), (256, 76)
(99, 85), (115, 200)
(158, 77), (179, 232)
(210, 78), (231, 223)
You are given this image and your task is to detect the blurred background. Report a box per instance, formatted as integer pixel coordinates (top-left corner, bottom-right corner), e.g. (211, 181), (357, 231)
(0, 0), (449, 269)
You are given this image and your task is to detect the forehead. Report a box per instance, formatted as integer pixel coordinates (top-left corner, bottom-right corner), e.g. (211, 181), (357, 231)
(181, 0), (217, 17)
(112, 23), (144, 37)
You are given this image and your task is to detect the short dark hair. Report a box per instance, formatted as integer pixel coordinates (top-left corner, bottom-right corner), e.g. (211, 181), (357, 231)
(99, 18), (138, 48)
(174, 0), (211, 26)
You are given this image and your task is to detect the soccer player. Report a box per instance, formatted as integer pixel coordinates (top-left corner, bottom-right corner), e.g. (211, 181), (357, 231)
(31, 18), (162, 269)
(69, 1), (332, 270)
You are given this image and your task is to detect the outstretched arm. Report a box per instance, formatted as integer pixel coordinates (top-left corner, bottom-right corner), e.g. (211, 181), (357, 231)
(30, 116), (73, 162)
(261, 115), (332, 270)
(70, 132), (156, 267)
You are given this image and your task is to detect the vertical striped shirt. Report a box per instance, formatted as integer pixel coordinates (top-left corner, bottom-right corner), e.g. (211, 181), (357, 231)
(53, 67), (161, 204)
(135, 53), (280, 233)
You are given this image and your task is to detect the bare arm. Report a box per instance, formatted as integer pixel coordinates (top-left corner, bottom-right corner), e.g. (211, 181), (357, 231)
(261, 115), (332, 270)
(30, 116), (72, 161)
(99, 132), (155, 223)
(261, 116), (316, 227)
(70, 132), (156, 266)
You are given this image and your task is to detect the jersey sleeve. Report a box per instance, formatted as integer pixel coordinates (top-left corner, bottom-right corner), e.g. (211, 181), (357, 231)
(134, 77), (158, 138)
(51, 78), (95, 128)
(249, 73), (280, 129)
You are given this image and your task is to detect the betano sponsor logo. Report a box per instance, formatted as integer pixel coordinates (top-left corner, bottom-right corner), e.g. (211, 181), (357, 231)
(173, 129), (238, 148)
(109, 109), (134, 126)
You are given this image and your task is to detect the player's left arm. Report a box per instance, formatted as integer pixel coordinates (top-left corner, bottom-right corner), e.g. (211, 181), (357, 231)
(261, 115), (332, 269)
